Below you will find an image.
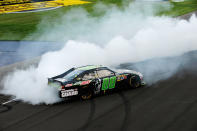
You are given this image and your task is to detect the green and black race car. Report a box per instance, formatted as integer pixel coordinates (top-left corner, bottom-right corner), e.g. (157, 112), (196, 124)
(48, 65), (145, 100)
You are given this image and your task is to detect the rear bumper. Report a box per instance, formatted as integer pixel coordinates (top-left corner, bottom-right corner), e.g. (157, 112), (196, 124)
(59, 89), (79, 98)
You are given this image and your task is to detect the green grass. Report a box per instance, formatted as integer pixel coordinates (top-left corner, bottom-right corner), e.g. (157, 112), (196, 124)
(0, 0), (128, 40)
(0, 0), (197, 41)
(161, 0), (197, 17)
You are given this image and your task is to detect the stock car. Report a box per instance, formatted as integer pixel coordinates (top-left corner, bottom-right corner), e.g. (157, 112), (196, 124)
(48, 65), (145, 100)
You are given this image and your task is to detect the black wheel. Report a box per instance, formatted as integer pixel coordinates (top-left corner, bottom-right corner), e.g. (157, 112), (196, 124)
(80, 86), (93, 100)
(129, 75), (141, 88)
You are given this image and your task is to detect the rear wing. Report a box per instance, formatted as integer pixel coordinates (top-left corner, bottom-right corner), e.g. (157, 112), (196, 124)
(51, 67), (75, 79)
(48, 67), (75, 84)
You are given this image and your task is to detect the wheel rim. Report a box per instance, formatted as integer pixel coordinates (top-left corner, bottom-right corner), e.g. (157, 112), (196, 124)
(81, 91), (92, 100)
(129, 76), (140, 88)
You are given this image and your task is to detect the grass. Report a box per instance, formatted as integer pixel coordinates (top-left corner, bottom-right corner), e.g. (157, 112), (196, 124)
(0, 0), (197, 41)
(160, 0), (197, 17)
(0, 0), (127, 40)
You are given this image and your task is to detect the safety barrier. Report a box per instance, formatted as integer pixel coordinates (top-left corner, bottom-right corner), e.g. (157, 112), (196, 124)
(0, 0), (31, 6)
(0, 0), (91, 14)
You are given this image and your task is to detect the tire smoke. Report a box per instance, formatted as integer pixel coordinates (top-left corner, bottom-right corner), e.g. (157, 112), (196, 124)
(1, 2), (197, 104)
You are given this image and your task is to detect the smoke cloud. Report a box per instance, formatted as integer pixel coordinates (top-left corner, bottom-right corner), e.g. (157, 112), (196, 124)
(1, 1), (197, 104)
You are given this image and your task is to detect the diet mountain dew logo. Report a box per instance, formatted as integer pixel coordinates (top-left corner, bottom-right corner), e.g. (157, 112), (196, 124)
(0, 0), (91, 14)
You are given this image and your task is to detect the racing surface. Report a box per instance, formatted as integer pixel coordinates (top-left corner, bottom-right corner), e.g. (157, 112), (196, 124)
(0, 41), (63, 66)
(1, 11), (197, 131)
(1, 50), (197, 131)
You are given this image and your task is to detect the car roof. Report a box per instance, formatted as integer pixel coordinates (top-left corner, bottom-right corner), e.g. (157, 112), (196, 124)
(76, 65), (104, 71)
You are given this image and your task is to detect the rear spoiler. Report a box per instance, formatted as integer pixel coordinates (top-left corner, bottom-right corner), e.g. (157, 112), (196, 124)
(48, 78), (54, 83)
(51, 67), (75, 79)
(48, 78), (64, 86)
(48, 67), (75, 84)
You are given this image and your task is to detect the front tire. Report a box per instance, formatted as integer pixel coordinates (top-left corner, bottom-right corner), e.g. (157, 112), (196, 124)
(129, 75), (141, 88)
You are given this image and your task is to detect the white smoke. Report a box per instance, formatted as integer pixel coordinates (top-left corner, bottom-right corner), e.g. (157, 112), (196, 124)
(1, 1), (197, 104)
(27, 1), (171, 43)
(2, 67), (60, 104)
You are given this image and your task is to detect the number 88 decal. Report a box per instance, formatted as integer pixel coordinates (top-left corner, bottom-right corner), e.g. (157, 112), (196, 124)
(101, 76), (116, 90)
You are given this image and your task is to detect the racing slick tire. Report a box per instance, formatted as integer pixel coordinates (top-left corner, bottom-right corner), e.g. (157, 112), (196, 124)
(129, 75), (141, 88)
(80, 86), (93, 100)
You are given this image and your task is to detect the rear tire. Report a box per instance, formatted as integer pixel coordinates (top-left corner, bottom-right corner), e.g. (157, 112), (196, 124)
(80, 86), (93, 100)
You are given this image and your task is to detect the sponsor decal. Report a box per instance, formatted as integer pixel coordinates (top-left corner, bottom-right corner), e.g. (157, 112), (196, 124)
(101, 76), (116, 91)
(123, 75), (127, 79)
(73, 81), (81, 86)
(117, 75), (127, 81)
(80, 80), (91, 85)
(0, 0), (91, 14)
(94, 78), (101, 94)
(65, 83), (73, 87)
(61, 89), (78, 97)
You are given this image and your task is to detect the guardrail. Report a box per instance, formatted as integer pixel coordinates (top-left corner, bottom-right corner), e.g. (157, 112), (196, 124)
(0, 0), (91, 14)
(0, 0), (31, 6)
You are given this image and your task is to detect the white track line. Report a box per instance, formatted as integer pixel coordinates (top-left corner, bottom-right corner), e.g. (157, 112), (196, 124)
(1, 98), (18, 105)
(9, 6), (62, 14)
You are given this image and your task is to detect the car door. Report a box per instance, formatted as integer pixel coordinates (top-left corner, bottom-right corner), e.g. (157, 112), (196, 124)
(96, 69), (117, 91)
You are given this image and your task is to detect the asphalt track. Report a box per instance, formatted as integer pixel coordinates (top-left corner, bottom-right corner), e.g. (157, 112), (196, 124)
(1, 49), (197, 131)
(1, 11), (197, 131)
(0, 41), (63, 66)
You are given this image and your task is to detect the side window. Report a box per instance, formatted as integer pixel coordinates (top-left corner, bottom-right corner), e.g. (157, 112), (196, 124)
(82, 71), (96, 80)
(97, 69), (114, 78)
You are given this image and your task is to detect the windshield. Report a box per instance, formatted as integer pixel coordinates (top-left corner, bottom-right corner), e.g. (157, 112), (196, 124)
(63, 69), (84, 81)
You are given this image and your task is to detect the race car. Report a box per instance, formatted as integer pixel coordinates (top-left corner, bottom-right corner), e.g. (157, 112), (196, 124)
(48, 65), (145, 100)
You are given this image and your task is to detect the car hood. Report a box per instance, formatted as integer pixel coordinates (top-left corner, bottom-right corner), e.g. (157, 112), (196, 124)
(116, 69), (143, 79)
